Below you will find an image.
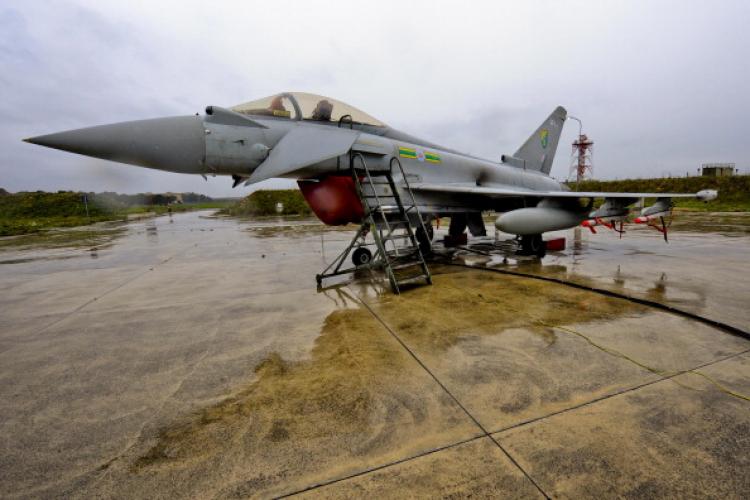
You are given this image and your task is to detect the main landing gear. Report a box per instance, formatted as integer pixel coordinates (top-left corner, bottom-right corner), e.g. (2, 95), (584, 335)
(415, 223), (434, 255)
(518, 234), (546, 258)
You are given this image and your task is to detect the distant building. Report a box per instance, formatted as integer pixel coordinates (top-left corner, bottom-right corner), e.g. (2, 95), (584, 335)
(701, 163), (736, 177)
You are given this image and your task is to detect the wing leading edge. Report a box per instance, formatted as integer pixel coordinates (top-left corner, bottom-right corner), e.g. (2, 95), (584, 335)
(410, 183), (717, 201)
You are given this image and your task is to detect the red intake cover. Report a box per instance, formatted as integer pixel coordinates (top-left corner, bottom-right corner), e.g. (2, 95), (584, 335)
(298, 175), (364, 226)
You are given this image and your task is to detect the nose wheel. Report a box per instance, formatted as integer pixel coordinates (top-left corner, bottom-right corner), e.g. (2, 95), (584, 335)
(518, 234), (546, 258)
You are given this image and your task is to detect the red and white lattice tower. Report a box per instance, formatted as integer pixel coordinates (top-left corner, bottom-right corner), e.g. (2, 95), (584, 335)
(569, 134), (594, 182)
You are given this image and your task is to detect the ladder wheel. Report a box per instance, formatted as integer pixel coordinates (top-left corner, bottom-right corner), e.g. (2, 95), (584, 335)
(352, 247), (373, 266)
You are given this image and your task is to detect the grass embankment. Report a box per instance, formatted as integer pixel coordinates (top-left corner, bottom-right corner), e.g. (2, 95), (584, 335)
(220, 189), (311, 217)
(0, 191), (231, 236)
(571, 175), (750, 212)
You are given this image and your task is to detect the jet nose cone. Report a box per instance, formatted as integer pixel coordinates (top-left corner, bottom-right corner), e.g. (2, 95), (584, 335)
(24, 116), (206, 174)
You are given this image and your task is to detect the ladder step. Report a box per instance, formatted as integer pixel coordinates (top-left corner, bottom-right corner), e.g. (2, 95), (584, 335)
(382, 232), (413, 239)
(387, 251), (421, 261)
(380, 219), (409, 227)
(354, 170), (390, 176)
(372, 206), (416, 212)
(386, 243), (419, 251)
(396, 274), (430, 285)
(392, 261), (423, 270)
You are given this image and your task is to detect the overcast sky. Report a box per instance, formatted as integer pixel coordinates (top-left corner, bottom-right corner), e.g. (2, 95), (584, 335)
(1, 0), (747, 197)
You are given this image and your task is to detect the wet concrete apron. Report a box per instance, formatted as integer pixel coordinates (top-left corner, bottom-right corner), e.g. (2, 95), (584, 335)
(0, 211), (748, 498)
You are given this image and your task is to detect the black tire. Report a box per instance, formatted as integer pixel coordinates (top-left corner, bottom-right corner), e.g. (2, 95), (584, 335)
(520, 234), (546, 258)
(352, 247), (372, 266)
(416, 223), (434, 255)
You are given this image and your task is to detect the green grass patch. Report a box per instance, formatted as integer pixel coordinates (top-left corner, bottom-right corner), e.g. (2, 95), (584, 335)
(220, 189), (311, 217)
(570, 175), (750, 212)
(0, 191), (233, 236)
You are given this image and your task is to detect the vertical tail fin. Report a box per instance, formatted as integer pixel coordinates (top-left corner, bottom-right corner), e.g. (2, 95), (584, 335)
(504, 106), (567, 175)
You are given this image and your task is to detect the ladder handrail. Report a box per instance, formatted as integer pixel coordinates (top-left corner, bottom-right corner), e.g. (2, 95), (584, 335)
(350, 152), (399, 291)
(351, 153), (398, 255)
(316, 151), (432, 294)
(386, 157), (432, 284)
(390, 156), (432, 253)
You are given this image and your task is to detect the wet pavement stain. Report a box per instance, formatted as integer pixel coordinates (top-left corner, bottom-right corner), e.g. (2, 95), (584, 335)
(354, 267), (749, 432)
(0, 225), (126, 250)
(121, 267), (660, 497)
(362, 266), (646, 353)
(240, 219), (354, 239)
(498, 355), (750, 498)
(298, 437), (544, 499)
(1, 211), (749, 498)
(126, 305), (478, 497)
(0, 225), (127, 265)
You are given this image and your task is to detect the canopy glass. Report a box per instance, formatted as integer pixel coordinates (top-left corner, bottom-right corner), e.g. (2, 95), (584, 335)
(231, 92), (386, 127)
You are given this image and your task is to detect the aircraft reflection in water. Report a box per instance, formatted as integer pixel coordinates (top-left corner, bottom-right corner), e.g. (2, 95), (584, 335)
(26, 92), (716, 260)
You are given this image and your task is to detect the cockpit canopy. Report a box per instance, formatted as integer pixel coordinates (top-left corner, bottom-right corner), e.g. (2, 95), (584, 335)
(231, 92), (386, 127)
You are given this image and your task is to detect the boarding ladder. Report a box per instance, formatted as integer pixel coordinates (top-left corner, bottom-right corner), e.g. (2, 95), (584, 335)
(316, 153), (432, 294)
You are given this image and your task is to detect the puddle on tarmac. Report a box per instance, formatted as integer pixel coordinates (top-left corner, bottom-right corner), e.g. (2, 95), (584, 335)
(0, 225), (127, 263)
(239, 219), (352, 239)
(441, 249), (712, 314)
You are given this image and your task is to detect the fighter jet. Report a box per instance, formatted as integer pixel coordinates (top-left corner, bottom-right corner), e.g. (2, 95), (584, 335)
(25, 91), (716, 258)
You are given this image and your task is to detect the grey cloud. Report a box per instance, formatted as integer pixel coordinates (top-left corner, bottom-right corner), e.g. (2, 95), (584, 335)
(1, 0), (747, 198)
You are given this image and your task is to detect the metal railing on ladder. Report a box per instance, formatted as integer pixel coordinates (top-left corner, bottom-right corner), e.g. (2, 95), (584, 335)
(316, 152), (432, 294)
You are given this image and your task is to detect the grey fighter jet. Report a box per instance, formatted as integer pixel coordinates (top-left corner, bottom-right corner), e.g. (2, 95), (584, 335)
(25, 92), (716, 257)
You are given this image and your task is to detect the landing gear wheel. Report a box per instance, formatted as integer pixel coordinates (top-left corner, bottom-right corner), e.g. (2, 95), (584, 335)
(519, 234), (546, 258)
(416, 223), (434, 255)
(352, 247), (373, 266)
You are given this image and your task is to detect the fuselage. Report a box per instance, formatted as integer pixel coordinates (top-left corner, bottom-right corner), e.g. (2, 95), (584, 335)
(24, 92), (717, 242)
(24, 91), (566, 227)
(236, 116), (565, 224)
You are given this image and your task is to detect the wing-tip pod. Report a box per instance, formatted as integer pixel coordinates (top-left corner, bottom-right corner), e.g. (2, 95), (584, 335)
(696, 189), (718, 201)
